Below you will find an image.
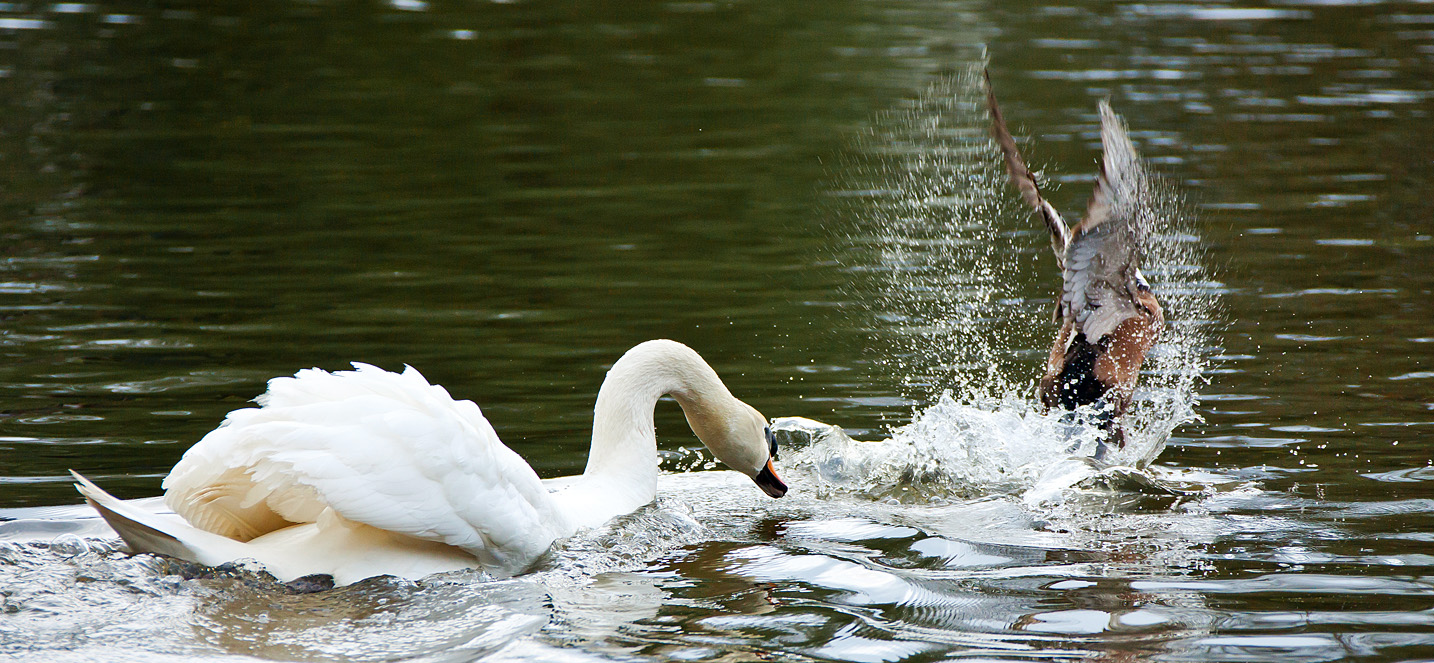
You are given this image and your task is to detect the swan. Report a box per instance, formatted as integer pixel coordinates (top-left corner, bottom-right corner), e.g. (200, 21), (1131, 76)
(72, 339), (787, 586)
(984, 69), (1165, 459)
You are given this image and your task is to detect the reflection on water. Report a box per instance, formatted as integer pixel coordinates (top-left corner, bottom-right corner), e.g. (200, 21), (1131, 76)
(2, 0), (1433, 661)
(195, 577), (550, 662)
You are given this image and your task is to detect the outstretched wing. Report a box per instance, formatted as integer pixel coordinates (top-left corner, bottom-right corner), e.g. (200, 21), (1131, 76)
(1061, 100), (1154, 342)
(162, 364), (569, 571)
(984, 68), (1071, 267)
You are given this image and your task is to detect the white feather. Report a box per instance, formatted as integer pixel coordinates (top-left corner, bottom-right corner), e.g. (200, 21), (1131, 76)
(75, 340), (781, 586)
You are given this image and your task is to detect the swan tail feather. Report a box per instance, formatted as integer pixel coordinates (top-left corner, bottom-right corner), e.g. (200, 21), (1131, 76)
(71, 470), (246, 567)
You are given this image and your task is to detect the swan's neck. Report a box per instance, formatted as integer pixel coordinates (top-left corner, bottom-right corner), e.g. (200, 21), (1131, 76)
(572, 340), (735, 523)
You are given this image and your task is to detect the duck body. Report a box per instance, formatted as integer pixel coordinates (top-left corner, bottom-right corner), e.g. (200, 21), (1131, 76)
(1040, 303), (1163, 421)
(75, 339), (785, 586)
(984, 69), (1166, 456)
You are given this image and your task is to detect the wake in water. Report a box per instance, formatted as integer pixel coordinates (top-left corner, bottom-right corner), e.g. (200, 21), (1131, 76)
(819, 63), (1221, 502)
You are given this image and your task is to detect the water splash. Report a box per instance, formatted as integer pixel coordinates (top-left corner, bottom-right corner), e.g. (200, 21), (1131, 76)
(826, 63), (1220, 489)
(773, 403), (1097, 504)
(832, 65), (1043, 402)
(1120, 177), (1223, 467)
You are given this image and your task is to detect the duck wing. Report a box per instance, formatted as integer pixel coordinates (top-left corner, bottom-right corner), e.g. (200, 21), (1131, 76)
(161, 363), (569, 572)
(1060, 100), (1154, 343)
(984, 68), (1071, 268)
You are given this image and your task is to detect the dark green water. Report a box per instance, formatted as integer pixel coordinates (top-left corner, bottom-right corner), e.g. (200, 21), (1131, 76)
(2, 1), (1432, 661)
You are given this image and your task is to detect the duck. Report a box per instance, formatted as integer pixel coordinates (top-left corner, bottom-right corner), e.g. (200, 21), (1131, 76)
(72, 339), (786, 586)
(983, 69), (1165, 459)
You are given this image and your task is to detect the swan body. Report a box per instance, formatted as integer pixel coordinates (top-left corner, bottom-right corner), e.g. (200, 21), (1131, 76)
(984, 69), (1165, 457)
(74, 340), (785, 586)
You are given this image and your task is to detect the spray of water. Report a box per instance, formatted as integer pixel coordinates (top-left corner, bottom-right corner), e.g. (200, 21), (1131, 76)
(822, 63), (1220, 498)
(834, 67), (1040, 401)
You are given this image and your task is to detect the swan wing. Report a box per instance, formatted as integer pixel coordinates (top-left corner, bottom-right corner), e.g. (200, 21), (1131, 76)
(1061, 100), (1152, 342)
(162, 364), (568, 572)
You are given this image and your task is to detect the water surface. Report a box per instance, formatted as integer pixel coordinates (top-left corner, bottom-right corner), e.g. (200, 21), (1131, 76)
(2, 1), (1432, 661)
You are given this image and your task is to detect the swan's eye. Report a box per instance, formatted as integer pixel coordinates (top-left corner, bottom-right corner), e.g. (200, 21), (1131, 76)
(765, 426), (778, 460)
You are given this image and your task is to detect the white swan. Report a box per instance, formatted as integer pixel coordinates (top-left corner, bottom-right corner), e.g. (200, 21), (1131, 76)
(72, 339), (786, 586)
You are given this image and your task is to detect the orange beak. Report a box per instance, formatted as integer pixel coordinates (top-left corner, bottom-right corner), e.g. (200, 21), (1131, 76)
(753, 459), (787, 498)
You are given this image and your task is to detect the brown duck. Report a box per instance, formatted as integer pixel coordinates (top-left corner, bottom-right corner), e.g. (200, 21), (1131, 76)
(984, 70), (1164, 458)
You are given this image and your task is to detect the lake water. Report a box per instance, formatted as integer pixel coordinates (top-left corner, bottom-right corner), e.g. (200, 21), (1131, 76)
(2, 1), (1432, 661)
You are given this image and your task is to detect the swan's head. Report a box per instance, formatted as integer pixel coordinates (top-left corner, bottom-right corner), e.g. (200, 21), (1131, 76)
(687, 400), (787, 499)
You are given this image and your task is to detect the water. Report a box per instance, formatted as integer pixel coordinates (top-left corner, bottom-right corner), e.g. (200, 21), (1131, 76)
(2, 0), (1433, 661)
